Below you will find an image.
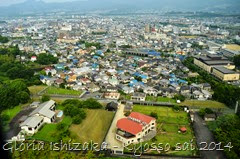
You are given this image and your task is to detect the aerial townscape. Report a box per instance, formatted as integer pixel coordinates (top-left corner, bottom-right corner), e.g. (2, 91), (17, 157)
(0, 0), (240, 159)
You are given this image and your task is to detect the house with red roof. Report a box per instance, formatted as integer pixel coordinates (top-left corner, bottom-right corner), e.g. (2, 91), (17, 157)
(116, 112), (156, 146)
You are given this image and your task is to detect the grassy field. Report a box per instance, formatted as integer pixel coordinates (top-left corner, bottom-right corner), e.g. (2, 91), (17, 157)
(28, 85), (47, 95)
(180, 100), (226, 109)
(131, 105), (197, 156)
(225, 44), (240, 51)
(31, 116), (72, 142)
(1, 103), (29, 131)
(146, 96), (176, 103)
(46, 87), (82, 96)
(1, 105), (22, 121)
(70, 109), (114, 144)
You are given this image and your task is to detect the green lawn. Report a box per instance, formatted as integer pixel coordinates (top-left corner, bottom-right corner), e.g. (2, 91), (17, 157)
(180, 100), (226, 109)
(46, 87), (82, 96)
(146, 96), (176, 103)
(131, 105), (197, 156)
(28, 85), (47, 95)
(31, 116), (72, 142)
(70, 109), (114, 144)
(1, 105), (22, 121)
(1, 103), (29, 131)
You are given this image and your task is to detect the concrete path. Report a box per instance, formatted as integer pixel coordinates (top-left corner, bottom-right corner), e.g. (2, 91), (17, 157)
(193, 113), (226, 159)
(105, 104), (125, 153)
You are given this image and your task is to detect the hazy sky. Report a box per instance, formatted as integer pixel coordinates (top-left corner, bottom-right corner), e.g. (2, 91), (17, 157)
(0, 0), (80, 6)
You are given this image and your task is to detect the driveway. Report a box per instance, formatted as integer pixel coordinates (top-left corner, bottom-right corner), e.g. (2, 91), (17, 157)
(5, 106), (35, 140)
(105, 104), (125, 153)
(193, 113), (226, 159)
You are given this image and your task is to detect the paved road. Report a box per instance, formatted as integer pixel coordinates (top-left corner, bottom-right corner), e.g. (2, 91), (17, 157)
(193, 113), (226, 159)
(105, 104), (125, 153)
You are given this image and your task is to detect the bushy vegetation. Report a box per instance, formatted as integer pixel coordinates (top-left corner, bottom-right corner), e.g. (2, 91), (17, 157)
(41, 94), (51, 102)
(233, 55), (240, 68)
(208, 114), (240, 159)
(61, 98), (103, 124)
(36, 53), (58, 65)
(198, 108), (213, 118)
(0, 35), (9, 43)
(0, 46), (41, 85)
(0, 79), (30, 111)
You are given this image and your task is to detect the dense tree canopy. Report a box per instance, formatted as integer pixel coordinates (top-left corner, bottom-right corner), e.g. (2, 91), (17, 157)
(61, 98), (102, 124)
(208, 114), (240, 159)
(36, 53), (58, 65)
(0, 79), (30, 111)
(85, 42), (102, 50)
(233, 55), (240, 68)
(0, 35), (9, 43)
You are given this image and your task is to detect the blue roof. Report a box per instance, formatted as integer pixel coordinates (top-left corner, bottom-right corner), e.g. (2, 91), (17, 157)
(134, 72), (148, 79)
(117, 70), (124, 74)
(93, 55), (100, 59)
(96, 50), (103, 56)
(148, 50), (161, 56)
(178, 79), (187, 84)
(92, 63), (99, 68)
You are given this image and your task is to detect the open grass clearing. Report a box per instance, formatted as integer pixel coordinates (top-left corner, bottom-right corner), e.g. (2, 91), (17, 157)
(31, 116), (72, 142)
(146, 96), (176, 103)
(130, 105), (197, 156)
(46, 87), (82, 96)
(225, 44), (240, 51)
(69, 109), (114, 144)
(28, 85), (47, 95)
(180, 100), (226, 109)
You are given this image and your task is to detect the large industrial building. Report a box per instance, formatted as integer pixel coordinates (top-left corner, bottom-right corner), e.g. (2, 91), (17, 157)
(194, 55), (239, 81)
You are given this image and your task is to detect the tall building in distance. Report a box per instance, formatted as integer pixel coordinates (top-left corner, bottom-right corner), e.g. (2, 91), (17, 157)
(145, 24), (151, 33)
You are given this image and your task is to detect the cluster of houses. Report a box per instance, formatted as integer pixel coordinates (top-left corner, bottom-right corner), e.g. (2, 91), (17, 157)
(39, 48), (215, 101)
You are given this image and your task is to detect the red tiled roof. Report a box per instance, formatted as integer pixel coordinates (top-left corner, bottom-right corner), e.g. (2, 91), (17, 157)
(129, 112), (155, 124)
(180, 127), (187, 132)
(116, 118), (142, 135)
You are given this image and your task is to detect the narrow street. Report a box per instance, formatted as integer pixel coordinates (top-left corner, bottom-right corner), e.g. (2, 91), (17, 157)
(193, 113), (226, 159)
(105, 104), (125, 154)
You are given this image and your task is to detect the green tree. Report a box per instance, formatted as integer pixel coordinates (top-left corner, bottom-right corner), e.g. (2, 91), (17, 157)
(41, 94), (50, 102)
(0, 35), (9, 43)
(150, 112), (158, 119)
(36, 54), (58, 65)
(233, 55), (240, 68)
(83, 98), (102, 109)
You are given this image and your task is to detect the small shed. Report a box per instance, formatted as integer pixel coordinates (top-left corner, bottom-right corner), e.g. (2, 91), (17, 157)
(106, 102), (118, 111)
(30, 102), (40, 108)
(204, 114), (216, 121)
(179, 127), (187, 133)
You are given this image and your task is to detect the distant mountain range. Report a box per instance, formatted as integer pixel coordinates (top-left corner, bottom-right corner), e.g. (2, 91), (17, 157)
(0, 0), (240, 16)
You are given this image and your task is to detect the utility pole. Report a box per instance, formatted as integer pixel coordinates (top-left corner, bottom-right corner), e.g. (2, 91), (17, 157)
(235, 101), (239, 114)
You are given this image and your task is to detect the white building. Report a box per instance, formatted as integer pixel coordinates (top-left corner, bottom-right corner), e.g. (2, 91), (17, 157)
(20, 100), (56, 135)
(116, 112), (156, 146)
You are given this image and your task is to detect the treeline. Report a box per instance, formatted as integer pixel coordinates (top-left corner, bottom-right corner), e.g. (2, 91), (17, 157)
(0, 79), (30, 111)
(36, 53), (58, 65)
(0, 46), (42, 85)
(208, 114), (240, 159)
(183, 57), (240, 108)
(233, 55), (240, 68)
(61, 98), (103, 124)
(0, 35), (9, 43)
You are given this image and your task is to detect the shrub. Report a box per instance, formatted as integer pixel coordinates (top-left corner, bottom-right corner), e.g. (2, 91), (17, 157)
(173, 105), (180, 111)
(150, 112), (158, 119)
(41, 94), (50, 102)
(72, 115), (83, 124)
